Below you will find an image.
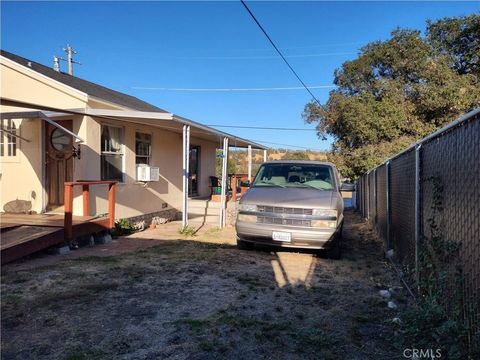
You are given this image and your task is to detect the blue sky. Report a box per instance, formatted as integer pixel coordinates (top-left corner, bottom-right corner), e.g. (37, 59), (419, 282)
(2, 1), (478, 151)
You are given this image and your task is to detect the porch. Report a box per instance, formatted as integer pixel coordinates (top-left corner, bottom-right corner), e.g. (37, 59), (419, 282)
(0, 213), (110, 264)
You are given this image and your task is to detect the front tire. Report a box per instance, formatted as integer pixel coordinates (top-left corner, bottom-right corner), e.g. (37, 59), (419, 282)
(237, 239), (254, 250)
(327, 239), (341, 259)
(327, 225), (343, 259)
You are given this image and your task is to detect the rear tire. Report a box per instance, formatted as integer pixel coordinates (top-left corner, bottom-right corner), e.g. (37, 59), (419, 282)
(237, 239), (254, 250)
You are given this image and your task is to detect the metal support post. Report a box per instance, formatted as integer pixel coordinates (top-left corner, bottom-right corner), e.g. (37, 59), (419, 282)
(182, 125), (190, 227)
(219, 137), (229, 228)
(414, 144), (422, 283)
(247, 145), (252, 182)
(365, 172), (370, 220)
(386, 161), (391, 250)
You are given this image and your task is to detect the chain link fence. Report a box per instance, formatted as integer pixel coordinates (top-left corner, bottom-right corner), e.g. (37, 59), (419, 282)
(356, 108), (480, 343)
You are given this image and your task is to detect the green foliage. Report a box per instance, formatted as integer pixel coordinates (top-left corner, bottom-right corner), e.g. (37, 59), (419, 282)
(303, 15), (480, 178)
(427, 14), (480, 76)
(179, 225), (197, 236)
(399, 177), (476, 359)
(112, 218), (134, 237)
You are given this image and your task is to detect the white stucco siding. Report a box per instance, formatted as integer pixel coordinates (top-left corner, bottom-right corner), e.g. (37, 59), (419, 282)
(1, 59), (87, 110)
(83, 119), (217, 219)
(0, 118), (44, 213)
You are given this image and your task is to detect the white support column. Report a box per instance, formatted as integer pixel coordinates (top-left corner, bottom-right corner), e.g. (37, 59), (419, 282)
(182, 125), (190, 227)
(247, 145), (252, 182)
(263, 149), (267, 163)
(219, 137), (229, 228)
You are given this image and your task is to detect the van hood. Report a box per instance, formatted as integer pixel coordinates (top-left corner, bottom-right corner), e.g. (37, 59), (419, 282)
(241, 187), (334, 209)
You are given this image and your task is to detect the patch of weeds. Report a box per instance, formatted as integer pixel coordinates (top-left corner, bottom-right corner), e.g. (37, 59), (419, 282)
(71, 255), (122, 264)
(295, 312), (306, 320)
(175, 318), (211, 331)
(198, 339), (228, 353)
(333, 264), (341, 274)
(353, 313), (370, 323)
(237, 274), (268, 289)
(309, 286), (333, 296)
(36, 282), (119, 307)
(5, 273), (32, 284)
(295, 327), (340, 356)
(63, 348), (108, 360)
(179, 225), (197, 236)
(398, 176), (478, 360)
(111, 218), (135, 237)
(349, 323), (363, 345)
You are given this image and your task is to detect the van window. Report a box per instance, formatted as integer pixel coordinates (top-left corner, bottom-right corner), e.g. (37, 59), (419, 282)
(253, 163), (335, 190)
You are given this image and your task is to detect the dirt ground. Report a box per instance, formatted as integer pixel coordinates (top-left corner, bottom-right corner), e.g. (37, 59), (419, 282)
(1, 210), (408, 359)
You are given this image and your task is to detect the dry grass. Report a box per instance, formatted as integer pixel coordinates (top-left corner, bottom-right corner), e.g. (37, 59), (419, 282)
(1, 211), (405, 359)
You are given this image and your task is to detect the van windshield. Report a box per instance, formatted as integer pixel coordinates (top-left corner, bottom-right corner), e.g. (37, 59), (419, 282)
(252, 163), (336, 190)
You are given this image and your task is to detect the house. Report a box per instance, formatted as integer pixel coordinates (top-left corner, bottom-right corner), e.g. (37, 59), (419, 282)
(0, 50), (267, 227)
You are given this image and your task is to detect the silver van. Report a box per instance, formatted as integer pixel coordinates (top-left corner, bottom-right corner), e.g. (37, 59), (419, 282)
(235, 161), (348, 258)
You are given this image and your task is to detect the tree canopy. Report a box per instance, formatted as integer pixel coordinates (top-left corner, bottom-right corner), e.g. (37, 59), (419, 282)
(303, 15), (480, 178)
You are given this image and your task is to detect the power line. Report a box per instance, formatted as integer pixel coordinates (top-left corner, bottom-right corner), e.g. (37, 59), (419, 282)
(151, 52), (354, 60)
(207, 124), (318, 131)
(132, 85), (335, 92)
(240, 0), (322, 107)
(249, 139), (327, 151)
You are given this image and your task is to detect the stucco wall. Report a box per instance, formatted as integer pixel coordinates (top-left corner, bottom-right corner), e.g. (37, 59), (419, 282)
(0, 119), (44, 213)
(1, 58), (87, 110)
(82, 118), (218, 219)
(0, 56), (218, 219)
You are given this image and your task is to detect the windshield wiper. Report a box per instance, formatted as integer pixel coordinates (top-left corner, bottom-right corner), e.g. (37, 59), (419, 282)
(254, 181), (286, 188)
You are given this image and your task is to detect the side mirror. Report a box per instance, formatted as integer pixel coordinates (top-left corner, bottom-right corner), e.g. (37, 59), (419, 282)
(340, 183), (355, 191)
(240, 180), (251, 188)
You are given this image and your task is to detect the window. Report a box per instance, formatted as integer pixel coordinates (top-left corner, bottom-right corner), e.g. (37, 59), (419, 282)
(101, 125), (124, 182)
(135, 132), (151, 165)
(0, 119), (18, 158)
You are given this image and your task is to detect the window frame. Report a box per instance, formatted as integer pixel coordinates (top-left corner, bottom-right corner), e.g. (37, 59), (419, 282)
(135, 131), (152, 166)
(0, 119), (20, 162)
(100, 124), (125, 182)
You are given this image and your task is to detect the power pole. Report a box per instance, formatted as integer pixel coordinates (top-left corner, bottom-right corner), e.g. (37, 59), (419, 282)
(62, 44), (81, 76)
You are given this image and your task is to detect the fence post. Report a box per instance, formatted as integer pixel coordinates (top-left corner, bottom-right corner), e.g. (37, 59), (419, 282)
(415, 144), (422, 284)
(366, 172), (370, 220)
(386, 161), (391, 250)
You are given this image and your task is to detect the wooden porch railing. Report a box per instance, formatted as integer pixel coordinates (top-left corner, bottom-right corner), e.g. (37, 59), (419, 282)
(64, 180), (117, 240)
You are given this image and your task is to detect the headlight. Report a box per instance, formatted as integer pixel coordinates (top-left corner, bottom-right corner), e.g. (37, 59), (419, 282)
(312, 209), (337, 219)
(239, 204), (257, 212)
(311, 220), (337, 229)
(237, 214), (257, 223)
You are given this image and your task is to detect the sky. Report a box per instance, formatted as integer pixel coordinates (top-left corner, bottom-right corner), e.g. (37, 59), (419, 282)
(1, 1), (479, 151)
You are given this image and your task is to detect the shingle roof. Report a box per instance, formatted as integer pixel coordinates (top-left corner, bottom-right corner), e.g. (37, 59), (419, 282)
(0, 49), (167, 113)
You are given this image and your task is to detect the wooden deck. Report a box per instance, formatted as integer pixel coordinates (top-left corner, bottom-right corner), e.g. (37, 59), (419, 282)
(1, 213), (111, 264)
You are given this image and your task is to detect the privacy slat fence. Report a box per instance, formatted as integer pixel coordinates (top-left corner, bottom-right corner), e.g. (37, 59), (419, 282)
(356, 108), (480, 342)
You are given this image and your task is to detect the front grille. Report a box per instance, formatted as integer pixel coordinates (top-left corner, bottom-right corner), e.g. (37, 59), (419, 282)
(257, 206), (313, 216)
(257, 216), (311, 227)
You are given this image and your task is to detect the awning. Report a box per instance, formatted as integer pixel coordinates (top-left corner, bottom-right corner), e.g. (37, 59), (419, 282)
(0, 97), (268, 149)
(0, 110), (85, 143)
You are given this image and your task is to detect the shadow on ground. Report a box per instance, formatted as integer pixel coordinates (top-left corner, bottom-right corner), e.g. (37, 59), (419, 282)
(1, 210), (406, 360)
